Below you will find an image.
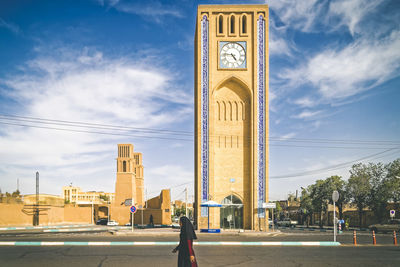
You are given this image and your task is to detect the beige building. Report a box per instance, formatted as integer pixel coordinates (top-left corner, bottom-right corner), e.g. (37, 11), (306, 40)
(111, 144), (145, 225)
(62, 186), (115, 205)
(24, 194), (64, 206)
(194, 5), (269, 230)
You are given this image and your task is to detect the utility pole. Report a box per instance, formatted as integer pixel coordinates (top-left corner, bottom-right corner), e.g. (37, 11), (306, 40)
(34, 172), (39, 226)
(91, 198), (94, 225)
(131, 175), (134, 232)
(185, 187), (188, 218)
(17, 178), (19, 192)
(145, 189), (148, 208)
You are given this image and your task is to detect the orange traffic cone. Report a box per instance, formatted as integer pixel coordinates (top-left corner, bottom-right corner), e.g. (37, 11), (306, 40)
(394, 231), (397, 245)
(353, 230), (357, 245)
(372, 230), (376, 245)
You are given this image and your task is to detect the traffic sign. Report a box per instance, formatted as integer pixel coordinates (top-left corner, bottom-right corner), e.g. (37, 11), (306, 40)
(390, 210), (395, 218)
(332, 191), (339, 202)
(130, 205), (137, 213)
(262, 202), (276, 209)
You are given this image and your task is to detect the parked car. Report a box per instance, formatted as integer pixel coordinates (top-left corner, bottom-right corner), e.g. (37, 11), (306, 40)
(96, 218), (108, 225)
(107, 220), (119, 226)
(277, 218), (298, 227)
(369, 219), (400, 233)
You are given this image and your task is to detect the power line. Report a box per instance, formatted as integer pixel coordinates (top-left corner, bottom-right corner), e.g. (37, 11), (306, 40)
(0, 120), (397, 150)
(269, 146), (400, 179)
(0, 114), (193, 136)
(1, 114), (399, 145)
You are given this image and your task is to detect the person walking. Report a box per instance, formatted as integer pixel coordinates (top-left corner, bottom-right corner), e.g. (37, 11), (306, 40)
(172, 216), (198, 267)
(149, 214), (154, 227)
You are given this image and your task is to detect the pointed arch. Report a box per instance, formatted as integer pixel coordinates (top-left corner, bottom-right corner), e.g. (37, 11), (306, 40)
(222, 101), (226, 121)
(217, 101), (221, 120)
(234, 101), (238, 120)
(212, 75), (252, 98)
(241, 101), (245, 120)
(228, 101), (232, 120)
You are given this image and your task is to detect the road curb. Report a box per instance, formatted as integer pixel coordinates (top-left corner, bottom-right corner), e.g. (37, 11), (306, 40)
(0, 241), (341, 246)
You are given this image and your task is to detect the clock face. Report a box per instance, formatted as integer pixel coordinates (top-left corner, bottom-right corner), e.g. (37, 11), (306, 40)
(220, 42), (246, 68)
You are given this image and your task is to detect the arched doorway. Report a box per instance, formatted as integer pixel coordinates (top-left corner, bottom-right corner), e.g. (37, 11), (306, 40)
(220, 195), (243, 229)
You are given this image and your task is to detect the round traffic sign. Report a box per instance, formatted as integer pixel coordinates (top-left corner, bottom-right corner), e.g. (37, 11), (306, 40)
(130, 205), (137, 213)
(332, 191), (339, 202)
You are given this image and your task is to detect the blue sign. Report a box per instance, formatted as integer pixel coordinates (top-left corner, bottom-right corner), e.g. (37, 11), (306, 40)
(130, 205), (137, 213)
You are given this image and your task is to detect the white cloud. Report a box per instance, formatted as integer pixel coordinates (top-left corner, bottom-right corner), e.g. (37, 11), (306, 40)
(0, 18), (21, 34)
(270, 0), (323, 32)
(270, 0), (386, 35)
(146, 164), (193, 200)
(328, 0), (385, 35)
(0, 46), (192, 195)
(282, 31), (400, 101)
(99, 0), (184, 22)
(269, 25), (292, 56)
(293, 110), (321, 119)
(281, 132), (296, 139)
(293, 97), (317, 108)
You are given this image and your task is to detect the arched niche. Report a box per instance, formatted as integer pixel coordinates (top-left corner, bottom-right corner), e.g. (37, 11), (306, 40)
(209, 76), (252, 231)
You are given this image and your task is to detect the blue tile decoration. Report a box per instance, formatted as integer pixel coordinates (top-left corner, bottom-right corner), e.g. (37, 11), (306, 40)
(257, 15), (266, 218)
(200, 15), (209, 217)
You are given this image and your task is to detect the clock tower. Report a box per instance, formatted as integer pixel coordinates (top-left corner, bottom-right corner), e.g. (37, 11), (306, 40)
(194, 5), (269, 231)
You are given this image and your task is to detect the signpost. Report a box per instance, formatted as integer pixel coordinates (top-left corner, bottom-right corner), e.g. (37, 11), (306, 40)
(130, 205), (137, 232)
(262, 203), (276, 231)
(332, 191), (339, 243)
(390, 210), (395, 219)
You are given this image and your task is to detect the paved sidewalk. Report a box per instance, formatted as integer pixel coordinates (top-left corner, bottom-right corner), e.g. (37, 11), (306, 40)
(112, 227), (283, 236)
(0, 241), (341, 246)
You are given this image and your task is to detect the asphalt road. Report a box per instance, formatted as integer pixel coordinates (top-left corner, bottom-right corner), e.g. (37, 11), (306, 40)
(0, 230), (397, 245)
(1, 229), (399, 266)
(1, 245), (399, 267)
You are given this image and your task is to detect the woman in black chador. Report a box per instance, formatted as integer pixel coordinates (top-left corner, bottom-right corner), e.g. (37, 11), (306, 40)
(172, 216), (198, 267)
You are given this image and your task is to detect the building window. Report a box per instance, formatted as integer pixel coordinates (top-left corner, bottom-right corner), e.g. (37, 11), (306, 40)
(123, 161), (126, 172)
(218, 15), (223, 34)
(230, 15), (235, 34)
(242, 15), (247, 34)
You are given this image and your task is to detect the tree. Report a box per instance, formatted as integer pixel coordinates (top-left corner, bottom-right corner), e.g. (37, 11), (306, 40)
(174, 206), (186, 217)
(367, 162), (389, 223)
(385, 158), (400, 212)
(274, 201), (282, 220)
(347, 163), (371, 228)
(11, 190), (20, 198)
(325, 175), (348, 219)
(300, 187), (313, 227)
(309, 179), (331, 227)
(99, 194), (109, 202)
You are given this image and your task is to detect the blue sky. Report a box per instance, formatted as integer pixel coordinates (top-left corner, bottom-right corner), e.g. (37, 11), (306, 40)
(0, 0), (399, 201)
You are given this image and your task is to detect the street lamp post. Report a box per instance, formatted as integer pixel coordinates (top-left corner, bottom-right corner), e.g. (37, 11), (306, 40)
(332, 191), (339, 243)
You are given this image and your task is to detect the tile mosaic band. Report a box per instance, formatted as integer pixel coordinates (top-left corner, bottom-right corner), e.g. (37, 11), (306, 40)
(257, 15), (266, 218)
(200, 15), (209, 217)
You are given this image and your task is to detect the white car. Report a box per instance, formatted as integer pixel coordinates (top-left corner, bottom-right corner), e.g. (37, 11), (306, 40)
(277, 218), (298, 227)
(107, 220), (119, 226)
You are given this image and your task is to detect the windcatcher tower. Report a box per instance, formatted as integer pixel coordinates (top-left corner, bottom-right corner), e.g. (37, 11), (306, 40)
(112, 144), (144, 224)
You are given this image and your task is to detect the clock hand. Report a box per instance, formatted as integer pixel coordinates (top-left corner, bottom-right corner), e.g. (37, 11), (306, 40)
(230, 53), (237, 60)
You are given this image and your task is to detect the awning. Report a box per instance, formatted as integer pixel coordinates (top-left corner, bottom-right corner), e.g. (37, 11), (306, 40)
(200, 200), (222, 207)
